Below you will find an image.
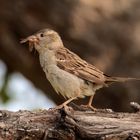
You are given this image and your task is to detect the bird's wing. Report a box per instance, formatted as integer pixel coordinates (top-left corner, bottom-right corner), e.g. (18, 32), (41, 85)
(55, 47), (106, 85)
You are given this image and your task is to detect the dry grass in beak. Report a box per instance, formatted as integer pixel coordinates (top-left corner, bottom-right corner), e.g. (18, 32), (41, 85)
(20, 36), (39, 52)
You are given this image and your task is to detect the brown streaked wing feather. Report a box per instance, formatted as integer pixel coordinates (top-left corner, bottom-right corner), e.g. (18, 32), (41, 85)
(55, 47), (106, 85)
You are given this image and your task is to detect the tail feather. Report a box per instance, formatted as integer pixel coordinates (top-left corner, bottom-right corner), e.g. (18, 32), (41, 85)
(105, 75), (140, 84)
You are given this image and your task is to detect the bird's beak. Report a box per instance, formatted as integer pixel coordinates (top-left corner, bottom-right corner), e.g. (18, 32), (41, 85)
(20, 35), (39, 52)
(20, 35), (38, 43)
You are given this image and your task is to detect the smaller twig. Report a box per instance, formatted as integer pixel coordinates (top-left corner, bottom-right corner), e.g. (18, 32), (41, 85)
(130, 102), (140, 113)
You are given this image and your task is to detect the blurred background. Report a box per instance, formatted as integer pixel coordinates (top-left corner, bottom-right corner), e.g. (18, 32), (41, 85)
(0, 0), (140, 112)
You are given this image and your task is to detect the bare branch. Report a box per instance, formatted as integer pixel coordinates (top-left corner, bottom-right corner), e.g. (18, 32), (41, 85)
(0, 106), (140, 140)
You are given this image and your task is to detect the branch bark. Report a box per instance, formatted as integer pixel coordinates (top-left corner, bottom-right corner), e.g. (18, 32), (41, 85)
(0, 106), (140, 140)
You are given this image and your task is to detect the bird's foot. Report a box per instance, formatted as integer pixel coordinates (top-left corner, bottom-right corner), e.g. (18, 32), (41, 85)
(80, 104), (97, 111)
(80, 105), (113, 112)
(55, 104), (66, 110)
(49, 103), (68, 111)
(50, 97), (77, 111)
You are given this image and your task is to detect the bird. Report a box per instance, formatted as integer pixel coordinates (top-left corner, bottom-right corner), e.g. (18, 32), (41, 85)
(20, 28), (139, 110)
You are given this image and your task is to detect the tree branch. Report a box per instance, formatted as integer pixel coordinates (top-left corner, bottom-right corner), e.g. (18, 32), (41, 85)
(0, 106), (140, 140)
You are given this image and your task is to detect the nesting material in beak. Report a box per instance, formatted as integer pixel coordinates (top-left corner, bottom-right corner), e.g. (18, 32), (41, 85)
(20, 35), (39, 52)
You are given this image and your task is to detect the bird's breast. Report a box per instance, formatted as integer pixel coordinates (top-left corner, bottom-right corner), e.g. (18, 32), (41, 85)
(39, 51), (100, 99)
(39, 50), (57, 69)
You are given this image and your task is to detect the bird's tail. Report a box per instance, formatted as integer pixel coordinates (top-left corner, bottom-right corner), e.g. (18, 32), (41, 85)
(104, 74), (140, 84)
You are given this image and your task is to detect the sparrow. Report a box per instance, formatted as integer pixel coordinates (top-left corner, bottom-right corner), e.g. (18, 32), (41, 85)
(20, 28), (139, 110)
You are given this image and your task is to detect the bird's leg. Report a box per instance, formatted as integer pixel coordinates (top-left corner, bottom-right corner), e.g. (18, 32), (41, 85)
(55, 96), (78, 110)
(81, 95), (96, 111)
(87, 95), (96, 111)
(88, 95), (93, 106)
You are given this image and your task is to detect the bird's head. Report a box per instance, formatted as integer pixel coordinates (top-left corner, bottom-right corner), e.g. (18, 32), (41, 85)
(20, 29), (63, 52)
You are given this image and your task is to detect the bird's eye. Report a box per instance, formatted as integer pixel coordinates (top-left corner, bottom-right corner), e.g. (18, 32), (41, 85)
(40, 33), (44, 37)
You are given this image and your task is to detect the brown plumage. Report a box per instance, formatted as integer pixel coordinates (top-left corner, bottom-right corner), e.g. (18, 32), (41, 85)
(55, 47), (139, 85)
(20, 28), (140, 110)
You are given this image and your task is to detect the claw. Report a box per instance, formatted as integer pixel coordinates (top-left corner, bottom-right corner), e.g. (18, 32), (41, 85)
(81, 104), (97, 111)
